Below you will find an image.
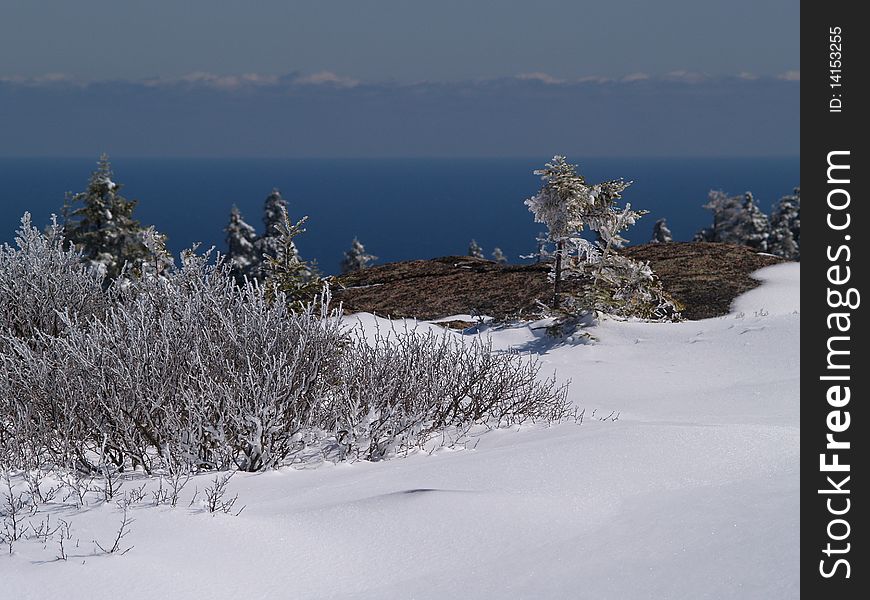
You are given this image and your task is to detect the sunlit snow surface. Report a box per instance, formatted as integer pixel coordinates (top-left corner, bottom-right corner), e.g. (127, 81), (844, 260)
(1, 263), (799, 599)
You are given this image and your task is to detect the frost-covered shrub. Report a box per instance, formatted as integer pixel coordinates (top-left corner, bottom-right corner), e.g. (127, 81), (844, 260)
(329, 327), (570, 460)
(0, 213), (106, 340)
(1, 217), (571, 474)
(1, 251), (345, 473)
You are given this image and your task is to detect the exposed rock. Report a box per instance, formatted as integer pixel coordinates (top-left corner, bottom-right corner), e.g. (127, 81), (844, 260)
(331, 243), (783, 322)
(623, 242), (783, 320)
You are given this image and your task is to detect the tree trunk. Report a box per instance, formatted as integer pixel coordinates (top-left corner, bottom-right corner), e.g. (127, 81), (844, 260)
(553, 240), (563, 308)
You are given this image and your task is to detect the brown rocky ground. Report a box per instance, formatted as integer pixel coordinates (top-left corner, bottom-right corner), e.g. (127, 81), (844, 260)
(331, 242), (784, 322)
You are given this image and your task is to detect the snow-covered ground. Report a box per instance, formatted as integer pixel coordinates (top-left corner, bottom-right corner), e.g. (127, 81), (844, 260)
(1, 263), (800, 599)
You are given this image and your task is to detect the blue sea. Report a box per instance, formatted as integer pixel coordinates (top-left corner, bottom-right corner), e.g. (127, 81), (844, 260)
(0, 157), (799, 275)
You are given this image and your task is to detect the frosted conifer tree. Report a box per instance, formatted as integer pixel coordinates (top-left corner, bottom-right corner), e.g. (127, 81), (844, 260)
(694, 190), (740, 243)
(651, 218), (673, 243)
(63, 154), (164, 280)
(525, 155), (677, 320)
(467, 239), (484, 259)
(768, 188), (800, 260)
(225, 205), (259, 282)
(524, 156), (591, 308)
(491, 247), (508, 264)
(255, 188), (290, 269)
(263, 188), (288, 232)
(694, 190), (770, 251)
(341, 238), (377, 274)
(730, 193), (770, 251)
(524, 157), (642, 308)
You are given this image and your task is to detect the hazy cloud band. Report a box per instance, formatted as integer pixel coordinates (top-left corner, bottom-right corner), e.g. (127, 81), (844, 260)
(0, 74), (799, 158)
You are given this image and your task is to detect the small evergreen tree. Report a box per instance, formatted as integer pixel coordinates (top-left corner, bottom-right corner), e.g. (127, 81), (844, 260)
(651, 218), (673, 243)
(524, 157), (642, 308)
(263, 209), (321, 305)
(467, 239), (484, 259)
(731, 193), (770, 251)
(63, 155), (164, 280)
(524, 156), (590, 308)
(254, 188), (292, 279)
(768, 187), (800, 260)
(491, 247), (508, 264)
(225, 205), (259, 282)
(525, 155), (678, 321)
(341, 238), (377, 273)
(262, 188), (288, 234)
(694, 190), (770, 250)
(694, 190), (734, 243)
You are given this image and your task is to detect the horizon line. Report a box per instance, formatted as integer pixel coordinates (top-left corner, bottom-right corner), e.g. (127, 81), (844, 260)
(0, 154), (802, 161)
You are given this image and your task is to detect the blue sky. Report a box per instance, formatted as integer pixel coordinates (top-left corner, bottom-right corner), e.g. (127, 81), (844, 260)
(0, 1), (799, 157)
(1, 0), (799, 81)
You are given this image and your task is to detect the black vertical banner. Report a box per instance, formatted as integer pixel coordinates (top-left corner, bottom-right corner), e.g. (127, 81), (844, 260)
(802, 1), (866, 596)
